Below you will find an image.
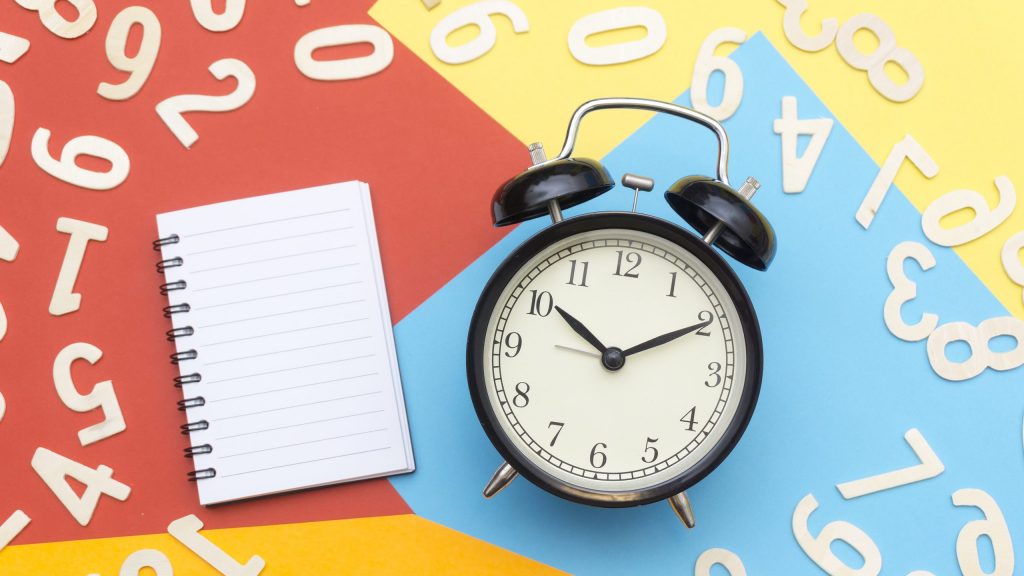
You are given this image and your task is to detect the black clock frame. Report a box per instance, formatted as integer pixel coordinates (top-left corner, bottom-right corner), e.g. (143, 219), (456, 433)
(467, 211), (763, 508)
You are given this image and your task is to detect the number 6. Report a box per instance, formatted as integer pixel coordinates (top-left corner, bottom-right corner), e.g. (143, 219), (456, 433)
(953, 489), (1014, 576)
(690, 28), (746, 121)
(792, 494), (882, 575)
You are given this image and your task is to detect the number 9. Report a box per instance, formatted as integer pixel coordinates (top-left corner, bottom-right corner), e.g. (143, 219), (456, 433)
(792, 494), (882, 576)
(429, 0), (529, 65)
(695, 548), (746, 576)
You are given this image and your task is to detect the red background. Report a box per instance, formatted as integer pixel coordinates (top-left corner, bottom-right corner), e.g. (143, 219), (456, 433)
(0, 0), (523, 544)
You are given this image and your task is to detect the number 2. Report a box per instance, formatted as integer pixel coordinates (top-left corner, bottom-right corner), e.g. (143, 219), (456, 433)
(156, 58), (256, 149)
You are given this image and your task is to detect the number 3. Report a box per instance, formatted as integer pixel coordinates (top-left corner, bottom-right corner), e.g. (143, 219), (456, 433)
(884, 241), (938, 342)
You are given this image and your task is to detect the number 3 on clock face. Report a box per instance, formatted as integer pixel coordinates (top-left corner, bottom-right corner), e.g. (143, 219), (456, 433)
(468, 213), (762, 506)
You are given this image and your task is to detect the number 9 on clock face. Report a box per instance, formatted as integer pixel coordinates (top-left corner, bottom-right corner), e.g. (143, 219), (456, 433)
(468, 213), (762, 506)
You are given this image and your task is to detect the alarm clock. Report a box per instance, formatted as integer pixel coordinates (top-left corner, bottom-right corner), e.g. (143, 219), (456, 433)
(467, 97), (776, 528)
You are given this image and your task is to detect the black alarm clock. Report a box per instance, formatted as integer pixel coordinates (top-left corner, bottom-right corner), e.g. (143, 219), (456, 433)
(466, 98), (776, 528)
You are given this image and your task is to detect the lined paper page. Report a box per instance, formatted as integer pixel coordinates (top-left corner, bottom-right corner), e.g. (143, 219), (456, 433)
(156, 181), (413, 505)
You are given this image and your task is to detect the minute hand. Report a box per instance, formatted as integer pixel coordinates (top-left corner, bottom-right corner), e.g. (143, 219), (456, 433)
(622, 320), (712, 357)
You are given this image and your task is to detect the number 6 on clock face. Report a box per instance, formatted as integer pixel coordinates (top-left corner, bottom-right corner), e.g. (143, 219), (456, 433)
(468, 214), (761, 505)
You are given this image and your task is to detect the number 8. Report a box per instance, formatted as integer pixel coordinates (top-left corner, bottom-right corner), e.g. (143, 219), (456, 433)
(927, 317), (1024, 382)
(835, 14), (923, 102)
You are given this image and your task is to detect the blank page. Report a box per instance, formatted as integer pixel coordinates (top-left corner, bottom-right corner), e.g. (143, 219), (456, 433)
(156, 181), (414, 505)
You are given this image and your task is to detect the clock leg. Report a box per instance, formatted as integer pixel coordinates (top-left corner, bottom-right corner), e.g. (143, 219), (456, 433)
(482, 461), (518, 498)
(668, 491), (696, 528)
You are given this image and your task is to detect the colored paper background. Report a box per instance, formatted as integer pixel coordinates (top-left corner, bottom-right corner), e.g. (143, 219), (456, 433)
(1, 1), (1022, 574)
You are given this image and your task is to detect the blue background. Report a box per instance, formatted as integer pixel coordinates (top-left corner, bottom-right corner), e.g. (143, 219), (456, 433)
(391, 34), (1023, 574)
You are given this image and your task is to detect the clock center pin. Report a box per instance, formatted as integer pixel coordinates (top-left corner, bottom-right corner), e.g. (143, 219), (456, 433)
(601, 346), (626, 371)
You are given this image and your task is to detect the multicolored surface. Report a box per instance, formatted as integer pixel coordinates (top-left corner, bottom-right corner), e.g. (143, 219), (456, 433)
(1, 0), (1021, 573)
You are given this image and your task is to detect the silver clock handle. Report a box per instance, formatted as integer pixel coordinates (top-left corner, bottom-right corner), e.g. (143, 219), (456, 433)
(545, 97), (732, 187)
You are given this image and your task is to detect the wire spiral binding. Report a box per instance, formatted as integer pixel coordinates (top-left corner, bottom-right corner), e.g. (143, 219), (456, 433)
(187, 469), (216, 481)
(156, 234), (217, 480)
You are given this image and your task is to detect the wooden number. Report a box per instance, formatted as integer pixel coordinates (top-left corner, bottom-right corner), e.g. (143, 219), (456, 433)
(691, 28), (746, 121)
(567, 7), (666, 66)
(429, 0), (529, 65)
(1002, 231), (1024, 306)
(118, 549), (174, 576)
(884, 241), (938, 342)
(835, 14), (923, 102)
(0, 32), (31, 64)
(773, 96), (833, 193)
(98, 7), (162, 101)
(14, 0), (96, 39)
(422, 0), (440, 8)
(50, 217), (108, 316)
(31, 447), (130, 526)
(0, 80), (12, 167)
(294, 25), (394, 81)
(836, 428), (943, 499)
(695, 548), (746, 576)
(953, 488), (1014, 576)
(31, 128), (130, 190)
(856, 135), (938, 229)
(921, 176), (1016, 247)
(190, 0), (245, 33)
(927, 317), (1024, 381)
(792, 494), (882, 576)
(0, 302), (6, 343)
(0, 223), (17, 262)
(53, 342), (126, 446)
(777, 0), (836, 52)
(156, 58), (256, 149)
(0, 510), (30, 551)
(0, 387), (5, 422)
(168, 514), (266, 576)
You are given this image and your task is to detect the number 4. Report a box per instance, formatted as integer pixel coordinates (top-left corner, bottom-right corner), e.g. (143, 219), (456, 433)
(31, 447), (131, 526)
(773, 96), (832, 194)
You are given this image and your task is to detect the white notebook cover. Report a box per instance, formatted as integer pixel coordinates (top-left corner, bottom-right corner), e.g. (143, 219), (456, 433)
(156, 181), (414, 505)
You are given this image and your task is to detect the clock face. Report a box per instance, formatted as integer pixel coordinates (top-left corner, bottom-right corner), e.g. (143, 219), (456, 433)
(468, 213), (761, 505)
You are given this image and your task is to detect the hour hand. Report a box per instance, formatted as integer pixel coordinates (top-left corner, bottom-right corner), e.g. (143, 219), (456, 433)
(622, 318), (712, 357)
(554, 306), (607, 353)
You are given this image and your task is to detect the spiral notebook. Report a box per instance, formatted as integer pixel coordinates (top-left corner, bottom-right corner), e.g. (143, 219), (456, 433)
(155, 181), (414, 505)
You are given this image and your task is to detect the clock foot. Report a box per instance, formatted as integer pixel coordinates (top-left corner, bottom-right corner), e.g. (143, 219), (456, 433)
(483, 461), (518, 498)
(668, 491), (696, 529)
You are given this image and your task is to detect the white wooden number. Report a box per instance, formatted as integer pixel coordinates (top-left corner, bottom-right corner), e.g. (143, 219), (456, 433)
(857, 134), (938, 229)
(792, 494), (881, 576)
(119, 549), (174, 576)
(0, 388), (5, 422)
(567, 7), (666, 66)
(927, 317), (1024, 382)
(0, 510), (31, 551)
(0, 31), (31, 64)
(921, 176), (1016, 247)
(31, 447), (130, 526)
(695, 548), (746, 576)
(31, 128), (130, 190)
(691, 28), (746, 122)
(53, 342), (126, 446)
(429, 0), (529, 65)
(168, 515), (266, 576)
(99, 7), (162, 101)
(773, 95), (832, 193)
(50, 217), (108, 316)
(0, 80), (13, 168)
(953, 488), (1014, 576)
(294, 25), (394, 81)
(14, 0), (96, 39)
(884, 241), (938, 342)
(835, 14), (924, 102)
(190, 0), (245, 33)
(1003, 231), (1024, 306)
(836, 428), (943, 499)
(777, 0), (836, 52)
(156, 58), (256, 149)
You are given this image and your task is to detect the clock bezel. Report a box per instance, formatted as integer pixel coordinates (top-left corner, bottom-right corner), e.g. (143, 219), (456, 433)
(467, 211), (763, 507)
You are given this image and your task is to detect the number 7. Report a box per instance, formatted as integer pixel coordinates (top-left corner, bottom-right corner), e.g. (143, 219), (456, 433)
(856, 135), (938, 229)
(836, 428), (944, 499)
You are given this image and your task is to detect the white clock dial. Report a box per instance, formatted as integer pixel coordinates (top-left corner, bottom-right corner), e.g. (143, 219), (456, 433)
(482, 226), (750, 494)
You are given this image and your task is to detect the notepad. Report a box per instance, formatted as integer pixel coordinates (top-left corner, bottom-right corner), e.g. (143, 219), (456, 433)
(155, 181), (414, 505)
